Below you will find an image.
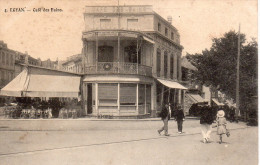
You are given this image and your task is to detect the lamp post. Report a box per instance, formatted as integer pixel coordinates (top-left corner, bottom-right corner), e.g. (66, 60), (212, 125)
(235, 24), (241, 120)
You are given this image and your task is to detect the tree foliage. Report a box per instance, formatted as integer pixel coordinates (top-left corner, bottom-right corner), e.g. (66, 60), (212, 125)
(186, 31), (257, 109)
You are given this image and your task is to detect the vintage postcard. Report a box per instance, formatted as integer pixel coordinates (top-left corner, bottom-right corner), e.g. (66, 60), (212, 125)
(0, 0), (257, 164)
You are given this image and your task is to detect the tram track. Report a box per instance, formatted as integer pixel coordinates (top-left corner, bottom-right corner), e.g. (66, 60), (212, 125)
(0, 127), (252, 158)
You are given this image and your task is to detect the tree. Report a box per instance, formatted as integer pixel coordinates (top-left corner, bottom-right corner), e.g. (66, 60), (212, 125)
(186, 31), (257, 117)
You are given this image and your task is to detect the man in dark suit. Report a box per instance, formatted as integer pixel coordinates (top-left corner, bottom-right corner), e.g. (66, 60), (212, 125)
(158, 103), (171, 136)
(175, 105), (185, 134)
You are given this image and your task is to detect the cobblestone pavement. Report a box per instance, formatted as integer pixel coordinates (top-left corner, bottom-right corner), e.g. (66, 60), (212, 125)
(0, 119), (257, 165)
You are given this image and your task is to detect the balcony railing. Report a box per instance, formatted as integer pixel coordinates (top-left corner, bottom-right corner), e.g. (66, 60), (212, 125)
(84, 62), (152, 76)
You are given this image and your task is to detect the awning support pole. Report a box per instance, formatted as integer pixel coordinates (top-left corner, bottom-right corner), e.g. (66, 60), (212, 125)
(145, 84), (147, 114)
(160, 85), (164, 108)
(118, 32), (120, 73)
(168, 88), (170, 103)
(95, 32), (98, 73)
(137, 38), (139, 74)
(136, 84), (139, 115)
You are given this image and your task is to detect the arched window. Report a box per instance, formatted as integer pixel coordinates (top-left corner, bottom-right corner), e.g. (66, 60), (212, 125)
(98, 46), (114, 62)
(124, 45), (141, 64)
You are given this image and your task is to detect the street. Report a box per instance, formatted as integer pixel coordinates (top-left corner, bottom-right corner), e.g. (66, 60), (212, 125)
(0, 118), (257, 165)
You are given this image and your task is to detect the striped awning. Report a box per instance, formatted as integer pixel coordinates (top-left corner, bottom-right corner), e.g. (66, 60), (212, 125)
(186, 94), (205, 103)
(24, 74), (81, 98)
(157, 78), (187, 90)
(0, 68), (81, 98)
(0, 69), (29, 97)
(212, 98), (225, 106)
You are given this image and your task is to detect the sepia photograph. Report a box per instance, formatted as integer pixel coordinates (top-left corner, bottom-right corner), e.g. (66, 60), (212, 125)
(0, 0), (258, 164)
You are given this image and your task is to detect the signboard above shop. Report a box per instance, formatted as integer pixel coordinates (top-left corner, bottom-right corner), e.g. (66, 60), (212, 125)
(83, 31), (139, 39)
(85, 6), (153, 14)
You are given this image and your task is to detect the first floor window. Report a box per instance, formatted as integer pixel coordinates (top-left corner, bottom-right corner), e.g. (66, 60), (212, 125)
(98, 83), (118, 106)
(120, 83), (136, 105)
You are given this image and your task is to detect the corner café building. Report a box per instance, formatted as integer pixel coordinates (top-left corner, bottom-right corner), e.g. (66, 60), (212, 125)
(0, 5), (187, 118)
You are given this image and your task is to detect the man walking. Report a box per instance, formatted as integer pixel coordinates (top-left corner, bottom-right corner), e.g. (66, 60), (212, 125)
(175, 105), (185, 134)
(158, 103), (171, 136)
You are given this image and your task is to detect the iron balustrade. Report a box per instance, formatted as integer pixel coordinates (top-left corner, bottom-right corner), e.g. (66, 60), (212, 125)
(84, 62), (152, 76)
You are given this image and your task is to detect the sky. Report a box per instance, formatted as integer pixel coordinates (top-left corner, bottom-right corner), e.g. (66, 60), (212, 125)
(0, 0), (257, 61)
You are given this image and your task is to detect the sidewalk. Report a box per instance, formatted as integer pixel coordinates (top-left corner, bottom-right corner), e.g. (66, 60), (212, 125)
(0, 117), (250, 132)
(0, 116), (199, 121)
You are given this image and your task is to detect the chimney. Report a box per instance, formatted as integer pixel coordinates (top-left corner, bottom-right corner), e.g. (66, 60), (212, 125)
(167, 16), (172, 24)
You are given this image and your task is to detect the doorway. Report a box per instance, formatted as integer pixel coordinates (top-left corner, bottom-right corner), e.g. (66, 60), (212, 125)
(87, 84), (92, 114)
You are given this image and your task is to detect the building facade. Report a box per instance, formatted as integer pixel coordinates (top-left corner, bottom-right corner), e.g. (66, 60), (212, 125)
(81, 6), (185, 117)
(62, 54), (83, 73)
(0, 41), (16, 89)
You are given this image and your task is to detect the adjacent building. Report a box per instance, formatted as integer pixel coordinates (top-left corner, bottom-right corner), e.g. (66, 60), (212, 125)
(0, 41), (16, 89)
(62, 54), (83, 73)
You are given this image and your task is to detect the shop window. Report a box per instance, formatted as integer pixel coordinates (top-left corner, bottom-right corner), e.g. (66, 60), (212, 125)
(156, 49), (161, 77)
(120, 84), (136, 105)
(146, 85), (151, 104)
(138, 84), (145, 105)
(98, 46), (114, 62)
(124, 45), (141, 64)
(98, 83), (118, 106)
(145, 85), (152, 113)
